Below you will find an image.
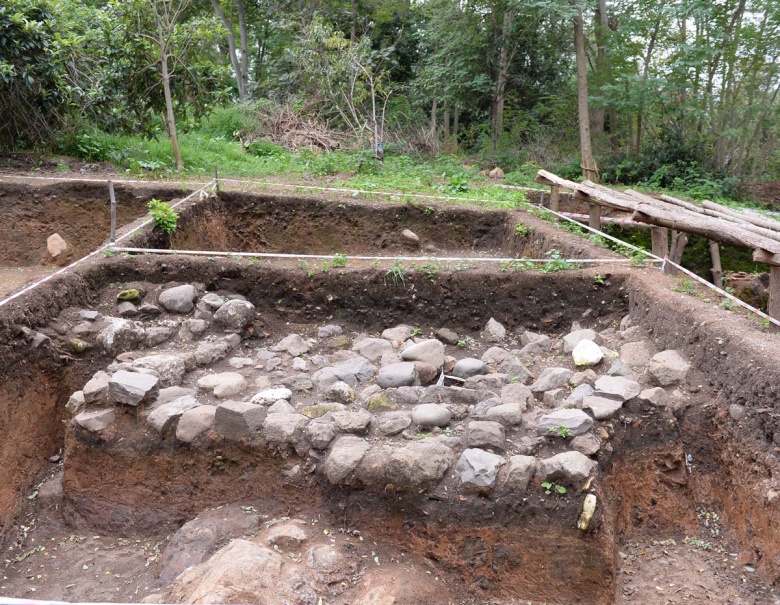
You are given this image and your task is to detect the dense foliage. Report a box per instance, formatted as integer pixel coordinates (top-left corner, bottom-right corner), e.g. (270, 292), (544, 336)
(2, 0), (780, 190)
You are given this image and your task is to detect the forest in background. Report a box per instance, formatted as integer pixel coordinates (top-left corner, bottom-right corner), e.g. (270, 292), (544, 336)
(2, 0), (780, 201)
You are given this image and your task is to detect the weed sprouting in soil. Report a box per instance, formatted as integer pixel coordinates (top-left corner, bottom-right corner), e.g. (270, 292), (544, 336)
(147, 199), (179, 233)
(385, 261), (405, 287)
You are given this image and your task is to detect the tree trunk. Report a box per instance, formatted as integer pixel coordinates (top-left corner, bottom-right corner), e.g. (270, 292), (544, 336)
(211, 0), (247, 102)
(492, 9), (513, 152)
(591, 0), (608, 143)
(156, 24), (182, 170)
(255, 20), (269, 84)
(237, 0), (250, 100)
(574, 2), (598, 182)
(431, 98), (437, 137)
(443, 106), (450, 137)
(453, 107), (459, 136)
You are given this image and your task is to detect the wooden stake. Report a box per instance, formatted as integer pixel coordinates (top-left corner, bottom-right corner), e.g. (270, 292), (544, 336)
(214, 165), (219, 193)
(709, 240), (723, 288)
(588, 204), (601, 231)
(770, 266), (780, 333)
(550, 184), (560, 212)
(666, 229), (688, 274)
(108, 181), (117, 243)
(650, 226), (668, 258)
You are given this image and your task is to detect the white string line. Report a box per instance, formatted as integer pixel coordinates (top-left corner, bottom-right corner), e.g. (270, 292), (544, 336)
(534, 202), (780, 328)
(0, 174), (211, 187)
(0, 180), (216, 308)
(107, 247), (654, 264)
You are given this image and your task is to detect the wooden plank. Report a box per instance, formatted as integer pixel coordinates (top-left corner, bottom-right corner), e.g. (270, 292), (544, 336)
(753, 249), (780, 265)
(770, 266), (780, 333)
(589, 204), (601, 231)
(709, 240), (723, 288)
(633, 202), (780, 254)
(703, 200), (780, 234)
(535, 170), (580, 191)
(550, 184), (560, 212)
(650, 227), (668, 258)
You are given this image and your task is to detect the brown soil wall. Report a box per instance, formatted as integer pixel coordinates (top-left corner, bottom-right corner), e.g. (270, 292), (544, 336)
(0, 182), (183, 265)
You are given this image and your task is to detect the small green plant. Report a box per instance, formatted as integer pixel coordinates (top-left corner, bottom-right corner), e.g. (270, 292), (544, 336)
(298, 259), (309, 270)
(411, 327), (422, 336)
(539, 249), (580, 273)
(418, 260), (440, 282)
(457, 335), (476, 348)
(548, 424), (572, 438)
(413, 432), (434, 440)
(514, 223), (533, 237)
(673, 278), (696, 294)
(594, 274), (606, 285)
(541, 482), (567, 496)
(441, 173), (470, 194)
(103, 249), (113, 257)
(332, 253), (348, 268)
(422, 205), (435, 216)
(385, 261), (406, 287)
(147, 199), (179, 234)
(721, 298), (735, 310)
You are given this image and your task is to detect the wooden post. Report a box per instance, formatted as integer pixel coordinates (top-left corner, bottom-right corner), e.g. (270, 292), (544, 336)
(108, 181), (117, 243)
(214, 165), (219, 193)
(650, 226), (668, 258)
(768, 266), (780, 333)
(665, 229), (688, 274)
(709, 240), (723, 288)
(550, 184), (560, 212)
(588, 204), (601, 231)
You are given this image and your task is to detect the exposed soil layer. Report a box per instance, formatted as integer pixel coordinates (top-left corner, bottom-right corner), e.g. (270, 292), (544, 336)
(1, 187), (780, 603)
(0, 181), (182, 266)
(130, 190), (623, 262)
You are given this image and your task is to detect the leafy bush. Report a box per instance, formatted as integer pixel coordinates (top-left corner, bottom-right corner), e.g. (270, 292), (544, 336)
(244, 139), (286, 159)
(147, 199), (179, 233)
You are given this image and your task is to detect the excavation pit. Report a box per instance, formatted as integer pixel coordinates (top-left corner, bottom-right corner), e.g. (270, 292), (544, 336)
(0, 185), (779, 605)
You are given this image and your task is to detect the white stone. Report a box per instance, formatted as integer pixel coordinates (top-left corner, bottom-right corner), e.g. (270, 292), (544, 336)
(250, 387), (292, 405)
(572, 339), (604, 367)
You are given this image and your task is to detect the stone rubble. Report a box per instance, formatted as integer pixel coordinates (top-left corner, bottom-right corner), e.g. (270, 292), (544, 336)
(60, 289), (691, 509)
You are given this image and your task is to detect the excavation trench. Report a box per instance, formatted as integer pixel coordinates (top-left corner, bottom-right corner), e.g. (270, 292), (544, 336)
(0, 185), (778, 604)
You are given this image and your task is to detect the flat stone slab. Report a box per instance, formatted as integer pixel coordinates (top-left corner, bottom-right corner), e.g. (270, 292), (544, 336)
(538, 451), (597, 483)
(648, 350), (691, 386)
(593, 375), (641, 402)
(411, 403), (451, 428)
(148, 395), (201, 434)
(176, 406), (217, 443)
(455, 448), (506, 490)
(376, 362), (418, 389)
(109, 370), (160, 406)
(537, 409), (593, 437)
(583, 395), (624, 420)
(74, 408), (116, 432)
(215, 401), (266, 441)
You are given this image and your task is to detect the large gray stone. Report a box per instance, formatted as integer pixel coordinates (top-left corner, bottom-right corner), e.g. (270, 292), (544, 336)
(563, 329), (602, 353)
(332, 409), (372, 434)
(455, 448), (506, 490)
(109, 370), (159, 406)
(484, 318), (506, 342)
(386, 441), (456, 487)
(74, 408), (116, 432)
(310, 367), (340, 390)
(332, 357), (376, 385)
(261, 413), (309, 444)
(318, 324), (343, 338)
(411, 403), (451, 428)
(481, 347), (511, 365)
(537, 409), (593, 436)
(484, 403), (524, 426)
(466, 421), (506, 450)
(148, 395), (201, 434)
(83, 371), (111, 403)
(376, 410), (412, 435)
(381, 325), (415, 342)
(637, 387), (670, 407)
(566, 383), (594, 405)
(213, 299), (255, 331)
(497, 357), (534, 384)
(583, 395), (624, 420)
(608, 358), (632, 377)
(215, 401), (266, 440)
(452, 358), (487, 379)
(158, 285), (198, 313)
(325, 381), (355, 404)
(401, 339), (445, 368)
(500, 383), (534, 410)
(419, 385), (489, 405)
(531, 367), (573, 393)
(322, 436), (371, 484)
(96, 318), (146, 355)
(66, 390), (85, 416)
(435, 327), (459, 345)
(464, 373), (512, 391)
(619, 340), (656, 367)
(197, 372), (247, 399)
(352, 338), (393, 362)
(538, 451), (598, 483)
(594, 375), (641, 402)
(376, 362), (418, 389)
(470, 397), (503, 420)
(497, 455), (536, 493)
(133, 354), (187, 387)
(305, 418), (339, 449)
(648, 350), (691, 386)
(271, 334), (310, 357)
(571, 433), (601, 456)
(176, 406), (216, 443)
